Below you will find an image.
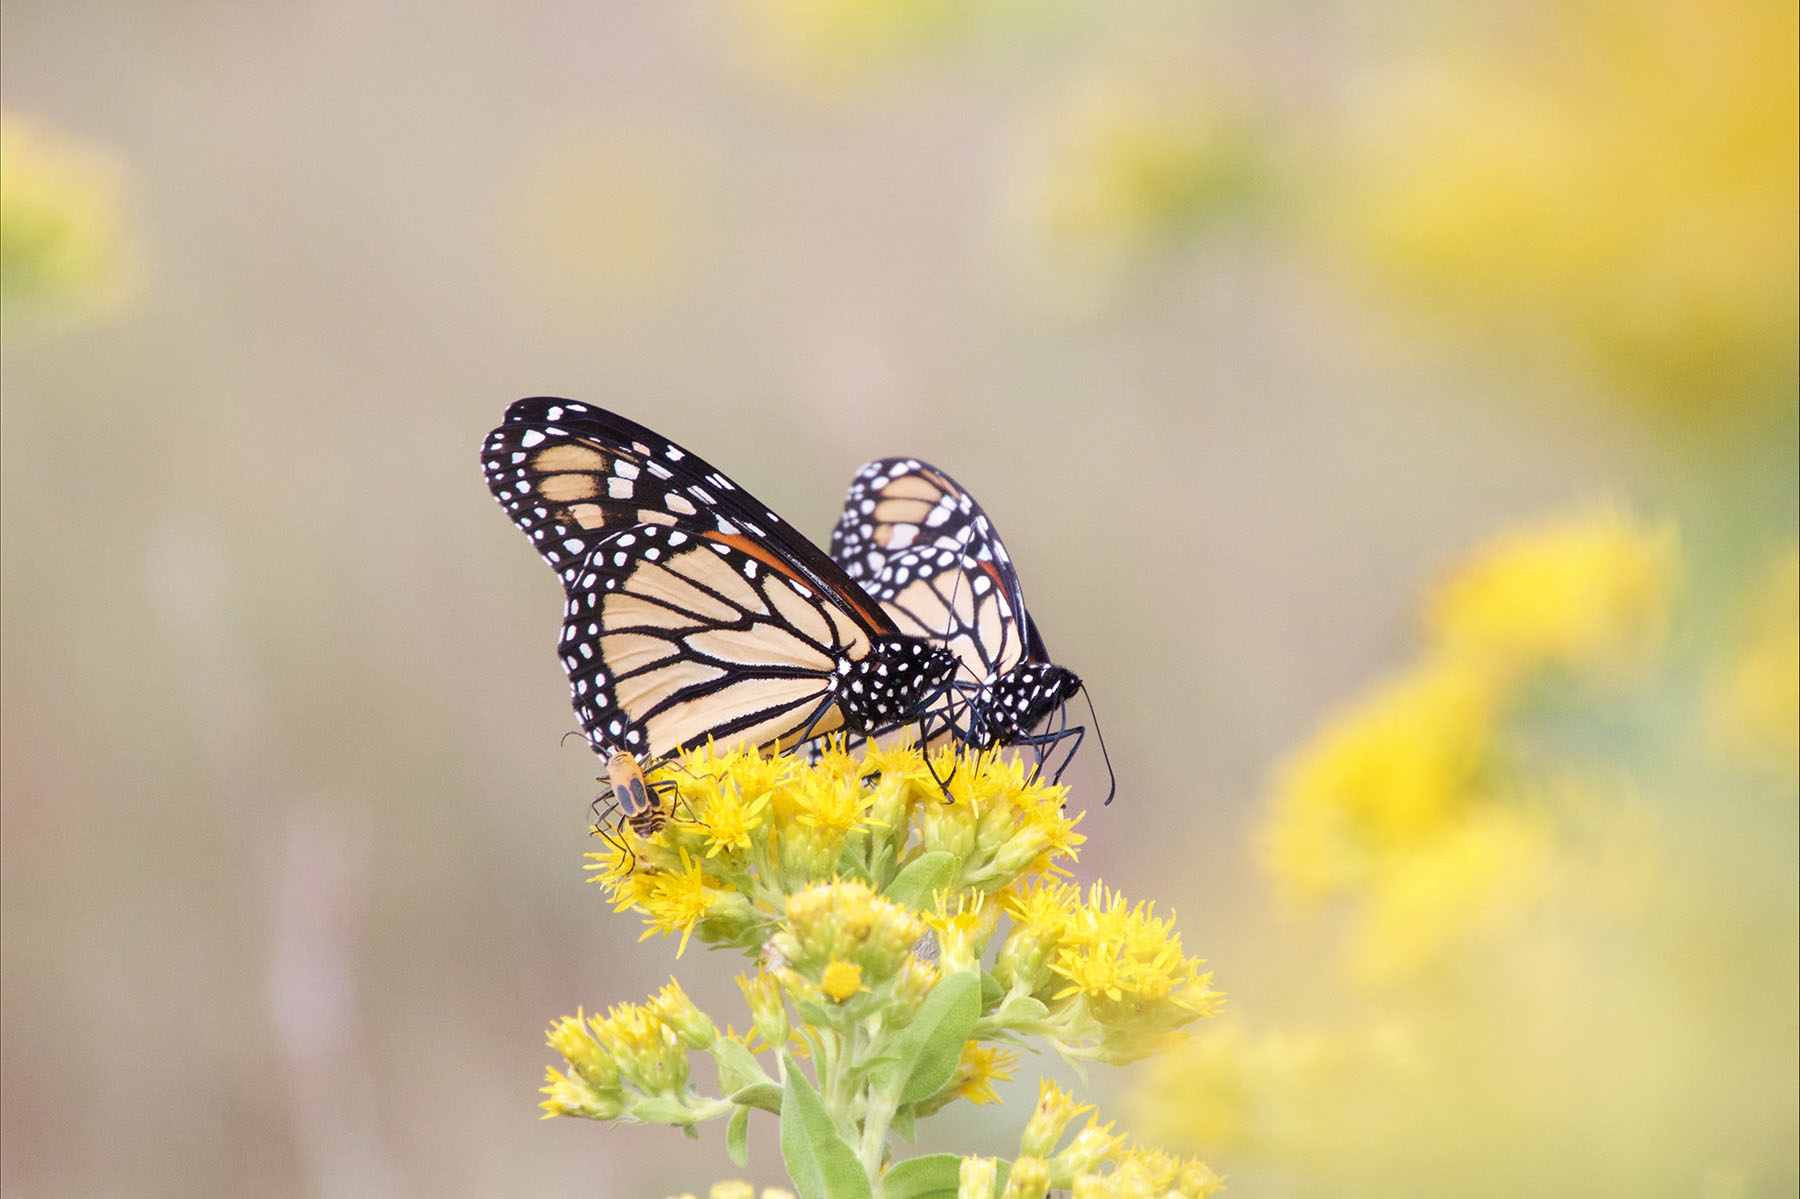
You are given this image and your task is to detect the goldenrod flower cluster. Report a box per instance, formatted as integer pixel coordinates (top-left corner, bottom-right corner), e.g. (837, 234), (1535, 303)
(542, 740), (1224, 1195)
(1145, 514), (1798, 1195)
(1262, 507), (1676, 983)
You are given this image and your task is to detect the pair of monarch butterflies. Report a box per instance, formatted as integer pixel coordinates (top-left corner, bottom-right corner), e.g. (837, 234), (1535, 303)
(481, 398), (1102, 836)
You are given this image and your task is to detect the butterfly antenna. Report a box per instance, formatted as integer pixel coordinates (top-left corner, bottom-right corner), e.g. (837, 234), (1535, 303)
(1080, 684), (1117, 806)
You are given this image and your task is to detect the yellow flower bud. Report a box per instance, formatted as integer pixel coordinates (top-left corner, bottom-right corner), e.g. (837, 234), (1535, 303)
(1000, 1156), (1049, 1199)
(957, 1156), (998, 1199)
(1021, 1079), (1092, 1159)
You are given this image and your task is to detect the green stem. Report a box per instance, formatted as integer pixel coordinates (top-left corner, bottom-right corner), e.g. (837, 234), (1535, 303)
(858, 1068), (904, 1186)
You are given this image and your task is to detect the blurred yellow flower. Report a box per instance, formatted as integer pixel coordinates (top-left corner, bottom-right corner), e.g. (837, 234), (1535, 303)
(1426, 508), (1676, 679)
(0, 111), (139, 321)
(1328, 0), (1799, 413)
(1265, 507), (1682, 983)
(1155, 507), (1796, 1194)
(1263, 654), (1496, 903)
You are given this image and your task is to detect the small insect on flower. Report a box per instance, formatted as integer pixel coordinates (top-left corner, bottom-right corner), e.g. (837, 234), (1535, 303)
(605, 751), (668, 837)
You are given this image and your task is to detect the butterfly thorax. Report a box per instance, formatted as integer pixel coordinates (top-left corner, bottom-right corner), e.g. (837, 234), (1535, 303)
(964, 663), (1083, 748)
(837, 637), (959, 735)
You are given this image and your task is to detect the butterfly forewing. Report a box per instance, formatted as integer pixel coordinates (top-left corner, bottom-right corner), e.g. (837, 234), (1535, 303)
(483, 400), (954, 765)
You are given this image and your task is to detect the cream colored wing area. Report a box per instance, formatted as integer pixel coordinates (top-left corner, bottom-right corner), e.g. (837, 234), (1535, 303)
(603, 588), (703, 633)
(602, 631), (682, 675)
(686, 623), (833, 670)
(977, 589), (1024, 674)
(823, 604), (871, 658)
(762, 576), (836, 648)
(646, 675), (837, 753)
(663, 544), (765, 612)
(888, 577), (954, 640)
(617, 560), (741, 624)
(613, 659), (729, 715)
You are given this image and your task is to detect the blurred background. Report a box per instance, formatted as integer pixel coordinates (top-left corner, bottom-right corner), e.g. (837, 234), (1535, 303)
(2, 1), (1793, 1196)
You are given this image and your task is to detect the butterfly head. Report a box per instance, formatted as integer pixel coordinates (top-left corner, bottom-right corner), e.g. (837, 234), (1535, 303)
(969, 662), (1084, 747)
(840, 637), (959, 734)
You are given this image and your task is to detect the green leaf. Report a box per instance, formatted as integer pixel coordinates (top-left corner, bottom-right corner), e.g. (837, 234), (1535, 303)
(880, 969), (980, 1105)
(891, 1106), (916, 1143)
(727, 1081), (782, 1113)
(711, 1037), (772, 1094)
(779, 1053), (872, 1199)
(885, 852), (955, 911)
(880, 1154), (965, 1199)
(727, 1104), (750, 1168)
(993, 994), (1049, 1025)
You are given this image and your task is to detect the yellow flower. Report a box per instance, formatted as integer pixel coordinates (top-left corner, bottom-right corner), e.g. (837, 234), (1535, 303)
(929, 889), (997, 973)
(646, 977), (718, 1049)
(1427, 508), (1676, 680)
(1043, 883), (1223, 1062)
(1057, 1117), (1125, 1177)
(692, 775), (771, 860)
(1328, 1), (1798, 412)
(789, 765), (871, 836)
(779, 878), (925, 986)
(621, 848), (716, 956)
(1097, 1147), (1225, 1199)
(1262, 654), (1496, 902)
(957, 1156), (998, 1199)
(820, 959), (864, 1002)
(999, 1155), (1048, 1199)
(1021, 1078), (1094, 1158)
(949, 1041), (1018, 1107)
(736, 970), (789, 1049)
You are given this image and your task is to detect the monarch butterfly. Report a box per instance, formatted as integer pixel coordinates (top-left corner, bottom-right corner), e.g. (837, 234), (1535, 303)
(829, 457), (1109, 800)
(481, 400), (960, 808)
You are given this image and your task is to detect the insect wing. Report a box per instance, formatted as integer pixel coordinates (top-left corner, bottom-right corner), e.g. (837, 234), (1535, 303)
(483, 400), (950, 762)
(829, 457), (1034, 681)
